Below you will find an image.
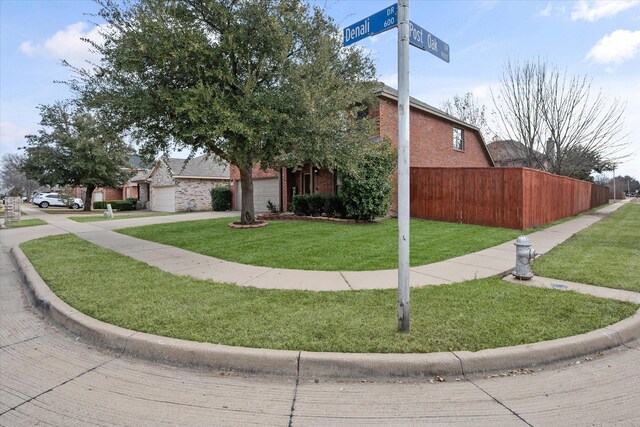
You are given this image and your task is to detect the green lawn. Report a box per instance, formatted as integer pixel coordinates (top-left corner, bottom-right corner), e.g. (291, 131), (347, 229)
(69, 212), (177, 223)
(20, 234), (638, 353)
(535, 202), (640, 292)
(118, 217), (523, 271)
(4, 218), (48, 228)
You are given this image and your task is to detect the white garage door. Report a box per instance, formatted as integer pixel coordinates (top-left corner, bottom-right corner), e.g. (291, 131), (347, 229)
(235, 178), (280, 212)
(153, 186), (176, 212)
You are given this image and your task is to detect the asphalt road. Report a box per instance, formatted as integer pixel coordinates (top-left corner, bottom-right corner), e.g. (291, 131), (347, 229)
(1, 225), (639, 426)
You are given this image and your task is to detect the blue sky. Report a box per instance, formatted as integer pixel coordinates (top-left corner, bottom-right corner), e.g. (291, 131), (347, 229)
(1, 0), (639, 177)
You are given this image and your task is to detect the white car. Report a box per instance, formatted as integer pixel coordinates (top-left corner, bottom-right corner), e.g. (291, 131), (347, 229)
(32, 193), (84, 209)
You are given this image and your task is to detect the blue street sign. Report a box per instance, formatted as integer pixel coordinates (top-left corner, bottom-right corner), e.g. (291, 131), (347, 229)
(343, 3), (398, 47)
(408, 21), (450, 63)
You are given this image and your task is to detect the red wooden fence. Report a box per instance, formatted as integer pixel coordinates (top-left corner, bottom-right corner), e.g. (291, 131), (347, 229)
(410, 167), (610, 230)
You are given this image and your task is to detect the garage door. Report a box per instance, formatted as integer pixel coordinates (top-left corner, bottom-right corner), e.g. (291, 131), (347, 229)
(235, 177), (280, 212)
(153, 186), (176, 212)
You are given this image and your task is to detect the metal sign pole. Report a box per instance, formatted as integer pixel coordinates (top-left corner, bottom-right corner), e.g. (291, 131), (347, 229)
(343, 0), (449, 333)
(397, 0), (410, 332)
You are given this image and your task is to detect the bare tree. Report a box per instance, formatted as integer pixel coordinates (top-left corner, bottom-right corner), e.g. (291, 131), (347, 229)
(0, 153), (41, 197)
(492, 59), (547, 170)
(541, 67), (627, 178)
(440, 92), (492, 140)
(492, 59), (629, 179)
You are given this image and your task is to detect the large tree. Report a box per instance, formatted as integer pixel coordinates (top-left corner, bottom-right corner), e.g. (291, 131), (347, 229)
(74, 0), (378, 224)
(0, 153), (41, 198)
(22, 101), (134, 211)
(492, 58), (629, 179)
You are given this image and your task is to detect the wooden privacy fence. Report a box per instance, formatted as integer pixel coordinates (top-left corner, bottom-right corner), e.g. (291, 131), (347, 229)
(410, 167), (610, 230)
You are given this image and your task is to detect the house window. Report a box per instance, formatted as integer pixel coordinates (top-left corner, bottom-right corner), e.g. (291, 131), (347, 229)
(453, 127), (464, 151)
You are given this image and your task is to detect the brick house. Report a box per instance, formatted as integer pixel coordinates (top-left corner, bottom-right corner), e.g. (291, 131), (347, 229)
(72, 155), (150, 206)
(230, 84), (494, 213)
(142, 155), (229, 212)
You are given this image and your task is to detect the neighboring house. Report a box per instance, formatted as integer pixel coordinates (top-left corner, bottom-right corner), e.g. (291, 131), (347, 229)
(72, 155), (152, 205)
(142, 155), (230, 212)
(487, 140), (549, 170)
(230, 84), (494, 213)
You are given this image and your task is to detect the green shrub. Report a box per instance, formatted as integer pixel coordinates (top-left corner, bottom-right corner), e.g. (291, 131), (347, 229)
(339, 145), (396, 221)
(93, 199), (136, 211)
(307, 194), (325, 216)
(291, 194), (311, 216)
(291, 194), (344, 217)
(266, 200), (278, 213)
(323, 194), (345, 218)
(211, 186), (231, 211)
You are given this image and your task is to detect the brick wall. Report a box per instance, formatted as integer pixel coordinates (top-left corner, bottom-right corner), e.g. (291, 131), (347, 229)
(314, 168), (334, 194)
(229, 164), (279, 181)
(138, 184), (149, 203)
(137, 183), (149, 209)
(103, 187), (122, 200)
(151, 162), (175, 186)
(378, 98), (492, 168)
(175, 179), (227, 211)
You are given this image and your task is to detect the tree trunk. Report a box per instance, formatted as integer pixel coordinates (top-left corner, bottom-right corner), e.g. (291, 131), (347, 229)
(239, 164), (256, 224)
(83, 184), (96, 212)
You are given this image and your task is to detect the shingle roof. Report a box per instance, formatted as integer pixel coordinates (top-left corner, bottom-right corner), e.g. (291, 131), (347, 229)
(486, 140), (529, 163)
(130, 169), (152, 182)
(163, 155), (229, 179)
(487, 140), (546, 167)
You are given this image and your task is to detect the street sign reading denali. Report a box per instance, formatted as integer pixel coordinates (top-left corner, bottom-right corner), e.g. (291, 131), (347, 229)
(343, 3), (398, 47)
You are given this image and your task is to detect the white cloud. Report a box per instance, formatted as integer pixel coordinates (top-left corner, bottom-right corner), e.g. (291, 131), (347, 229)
(536, 2), (567, 17)
(19, 41), (36, 56)
(538, 3), (553, 17)
(586, 29), (640, 65)
(571, 0), (640, 22)
(19, 22), (105, 66)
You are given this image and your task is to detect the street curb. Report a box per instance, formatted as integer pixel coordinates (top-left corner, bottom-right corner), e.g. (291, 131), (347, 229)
(11, 245), (640, 379)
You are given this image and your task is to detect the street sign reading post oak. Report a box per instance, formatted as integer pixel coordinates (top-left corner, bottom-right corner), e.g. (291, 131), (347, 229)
(409, 21), (450, 63)
(343, 3), (398, 47)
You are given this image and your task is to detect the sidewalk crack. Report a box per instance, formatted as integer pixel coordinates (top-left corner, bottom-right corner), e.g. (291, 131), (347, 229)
(287, 351), (301, 427)
(0, 357), (117, 416)
(242, 268), (274, 286)
(468, 379), (533, 426)
(0, 335), (40, 350)
(339, 272), (354, 290)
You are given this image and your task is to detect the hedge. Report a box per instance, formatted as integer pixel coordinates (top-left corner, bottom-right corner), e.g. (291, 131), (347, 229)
(291, 194), (344, 217)
(211, 186), (232, 211)
(93, 199), (137, 211)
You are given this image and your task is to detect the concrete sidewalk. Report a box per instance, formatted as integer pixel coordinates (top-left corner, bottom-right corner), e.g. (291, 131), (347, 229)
(16, 201), (628, 291)
(5, 201), (639, 380)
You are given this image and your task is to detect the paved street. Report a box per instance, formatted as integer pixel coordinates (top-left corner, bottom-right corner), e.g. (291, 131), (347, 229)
(1, 209), (639, 425)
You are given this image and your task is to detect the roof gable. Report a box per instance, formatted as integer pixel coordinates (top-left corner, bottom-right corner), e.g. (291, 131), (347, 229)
(375, 84), (495, 167)
(156, 155), (230, 179)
